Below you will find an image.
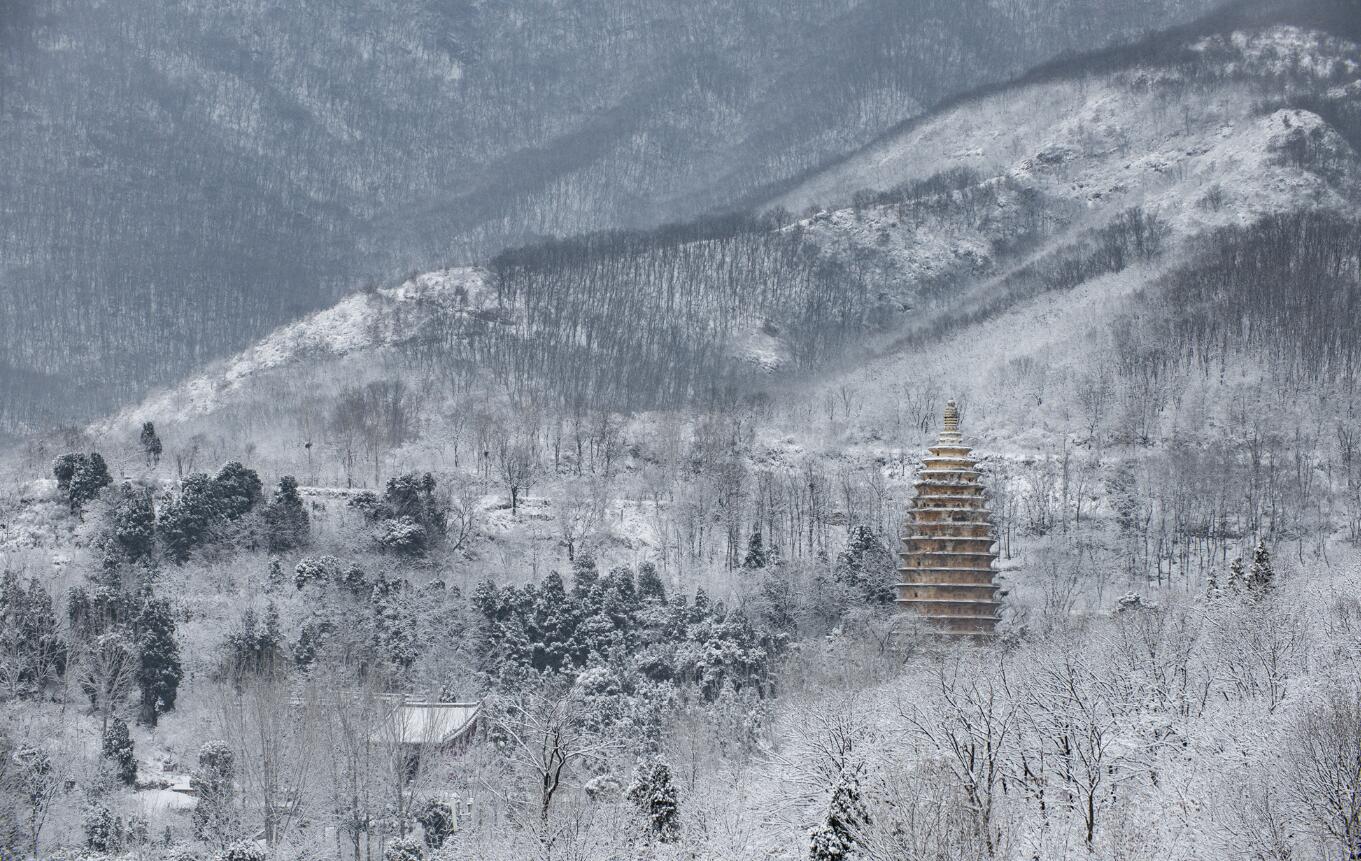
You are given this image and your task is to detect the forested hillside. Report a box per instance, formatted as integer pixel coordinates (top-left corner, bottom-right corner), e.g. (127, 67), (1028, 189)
(90, 0), (1361, 447)
(0, 0), (1224, 432)
(3, 2), (1361, 860)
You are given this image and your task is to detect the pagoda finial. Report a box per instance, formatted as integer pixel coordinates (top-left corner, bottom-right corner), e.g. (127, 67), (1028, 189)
(943, 400), (959, 433)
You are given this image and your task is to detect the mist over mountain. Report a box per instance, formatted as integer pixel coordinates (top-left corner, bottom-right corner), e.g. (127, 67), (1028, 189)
(5, 2), (1361, 860)
(0, 0), (1224, 433)
(93, 0), (1361, 444)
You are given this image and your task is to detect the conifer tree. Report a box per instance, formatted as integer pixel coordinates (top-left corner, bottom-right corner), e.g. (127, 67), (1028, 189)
(384, 836), (424, 861)
(835, 526), (895, 604)
(1206, 567), (1221, 600)
(159, 473), (221, 562)
(225, 605), (285, 681)
(57, 452), (113, 513)
(602, 566), (641, 628)
(0, 572), (68, 696)
(139, 422), (162, 466)
(1227, 556), (1246, 594)
(263, 476), (310, 552)
(743, 531), (768, 570)
(101, 716), (137, 786)
(627, 758), (680, 843)
(571, 553), (599, 597)
(808, 765), (870, 861)
(212, 462), (263, 519)
(53, 453), (82, 490)
(370, 581), (419, 677)
(415, 798), (454, 849)
(83, 800), (122, 853)
(265, 559), (285, 592)
(637, 561), (667, 604)
(532, 571), (578, 672)
(1247, 538), (1274, 595)
(134, 596), (182, 725)
(573, 581), (623, 665)
(109, 483), (157, 561)
(192, 741), (237, 848)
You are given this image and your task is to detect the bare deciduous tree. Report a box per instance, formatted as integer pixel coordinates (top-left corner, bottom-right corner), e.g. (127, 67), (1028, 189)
(903, 655), (1015, 857)
(76, 632), (137, 735)
(491, 685), (616, 835)
(556, 477), (607, 561)
(499, 440), (540, 516)
(1283, 685), (1361, 855)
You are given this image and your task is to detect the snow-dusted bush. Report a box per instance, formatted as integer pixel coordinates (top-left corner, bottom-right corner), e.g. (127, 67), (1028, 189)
(218, 840), (269, 861)
(384, 836), (424, 861)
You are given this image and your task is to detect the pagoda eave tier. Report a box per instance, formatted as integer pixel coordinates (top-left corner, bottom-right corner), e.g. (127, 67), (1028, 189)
(897, 402), (1000, 635)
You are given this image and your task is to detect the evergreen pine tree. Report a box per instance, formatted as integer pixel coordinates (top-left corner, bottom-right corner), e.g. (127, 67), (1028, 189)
(808, 765), (870, 861)
(212, 462), (264, 519)
(574, 581), (622, 665)
(532, 571), (579, 672)
(191, 741), (237, 848)
(1205, 566), (1220, 600)
(83, 800), (122, 853)
(67, 454), (112, 514)
(109, 483), (157, 561)
(263, 476), (310, 552)
(370, 581), (419, 677)
(139, 422), (162, 466)
(571, 553), (599, 597)
(627, 758), (680, 843)
(691, 588), (712, 624)
(0, 573), (68, 696)
(743, 531), (768, 570)
(1248, 538), (1274, 596)
(53, 453), (82, 490)
(415, 798), (454, 849)
(1227, 556), (1245, 594)
(384, 836), (424, 861)
(135, 596), (182, 725)
(835, 526), (895, 604)
(101, 716), (137, 786)
(225, 606), (287, 681)
(384, 472), (447, 536)
(637, 561), (667, 604)
(265, 559), (285, 592)
(602, 566), (641, 631)
(159, 473), (221, 562)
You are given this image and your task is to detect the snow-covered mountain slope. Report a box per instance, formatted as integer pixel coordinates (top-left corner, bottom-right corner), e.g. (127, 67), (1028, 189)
(3, 0), (1229, 434)
(99, 269), (492, 429)
(90, 11), (1361, 452)
(771, 24), (1360, 228)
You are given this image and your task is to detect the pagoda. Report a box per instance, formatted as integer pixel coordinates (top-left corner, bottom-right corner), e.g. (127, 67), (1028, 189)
(896, 400), (1001, 634)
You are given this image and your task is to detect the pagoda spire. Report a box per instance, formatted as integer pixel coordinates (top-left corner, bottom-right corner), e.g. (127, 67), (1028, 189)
(896, 400), (1001, 635)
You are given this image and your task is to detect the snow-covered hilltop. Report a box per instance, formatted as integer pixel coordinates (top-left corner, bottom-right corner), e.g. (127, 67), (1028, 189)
(7, 7), (1361, 861)
(99, 14), (1361, 451)
(102, 268), (494, 429)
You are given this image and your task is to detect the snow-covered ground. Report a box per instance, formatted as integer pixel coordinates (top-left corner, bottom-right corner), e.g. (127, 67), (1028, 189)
(85, 23), (1360, 459)
(771, 25), (1359, 216)
(98, 268), (493, 431)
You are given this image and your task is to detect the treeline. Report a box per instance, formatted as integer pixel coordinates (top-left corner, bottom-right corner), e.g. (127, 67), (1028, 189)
(0, 0), (1228, 432)
(1141, 211), (1361, 382)
(423, 221), (875, 411)
(888, 206), (1170, 353)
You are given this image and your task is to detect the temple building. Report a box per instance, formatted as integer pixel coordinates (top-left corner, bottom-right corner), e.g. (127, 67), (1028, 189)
(896, 400), (1001, 634)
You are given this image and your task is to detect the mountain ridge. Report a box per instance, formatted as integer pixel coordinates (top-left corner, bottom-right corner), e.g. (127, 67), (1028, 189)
(81, 5), (1361, 469)
(0, 0), (1231, 432)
